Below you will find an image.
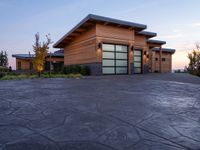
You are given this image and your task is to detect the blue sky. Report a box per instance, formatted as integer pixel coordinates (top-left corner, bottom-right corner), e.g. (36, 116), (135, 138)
(1, 0), (200, 69)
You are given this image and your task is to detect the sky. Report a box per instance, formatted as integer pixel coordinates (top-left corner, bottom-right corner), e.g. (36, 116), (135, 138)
(1, 0), (200, 70)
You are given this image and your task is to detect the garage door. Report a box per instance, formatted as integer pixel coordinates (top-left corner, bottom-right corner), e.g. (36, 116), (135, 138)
(134, 49), (142, 74)
(102, 44), (128, 75)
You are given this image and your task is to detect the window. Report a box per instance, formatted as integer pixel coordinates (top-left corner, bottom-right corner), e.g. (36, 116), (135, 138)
(155, 58), (158, 61)
(162, 58), (166, 61)
(18, 61), (21, 70)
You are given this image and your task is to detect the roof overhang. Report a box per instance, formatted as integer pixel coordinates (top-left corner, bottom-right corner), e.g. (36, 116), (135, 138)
(136, 31), (157, 38)
(53, 14), (147, 48)
(12, 54), (34, 59)
(152, 48), (176, 54)
(147, 39), (166, 45)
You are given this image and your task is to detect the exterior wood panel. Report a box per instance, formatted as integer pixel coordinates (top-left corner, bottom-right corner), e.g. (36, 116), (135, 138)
(16, 58), (32, 70)
(96, 24), (134, 41)
(64, 26), (97, 65)
(152, 52), (172, 73)
(45, 57), (64, 62)
(64, 39), (97, 65)
(134, 35), (147, 47)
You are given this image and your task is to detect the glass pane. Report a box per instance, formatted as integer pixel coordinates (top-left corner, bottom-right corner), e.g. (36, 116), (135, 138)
(102, 59), (115, 66)
(103, 52), (114, 59)
(116, 53), (127, 59)
(134, 56), (141, 62)
(134, 68), (141, 73)
(102, 67), (115, 74)
(134, 62), (141, 67)
(116, 60), (128, 66)
(102, 44), (115, 51)
(116, 67), (127, 74)
(116, 45), (127, 52)
(134, 50), (142, 56)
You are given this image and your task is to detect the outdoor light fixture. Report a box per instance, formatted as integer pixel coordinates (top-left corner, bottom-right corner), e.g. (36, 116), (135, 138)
(98, 43), (102, 49)
(131, 46), (134, 51)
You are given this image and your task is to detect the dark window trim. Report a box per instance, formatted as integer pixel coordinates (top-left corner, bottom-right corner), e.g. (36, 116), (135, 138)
(102, 43), (129, 75)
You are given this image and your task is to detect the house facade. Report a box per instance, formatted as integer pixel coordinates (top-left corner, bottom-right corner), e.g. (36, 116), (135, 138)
(53, 14), (175, 75)
(12, 50), (64, 72)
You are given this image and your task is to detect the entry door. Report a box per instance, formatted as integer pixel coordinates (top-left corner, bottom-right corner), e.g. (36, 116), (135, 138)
(102, 44), (128, 75)
(134, 49), (142, 74)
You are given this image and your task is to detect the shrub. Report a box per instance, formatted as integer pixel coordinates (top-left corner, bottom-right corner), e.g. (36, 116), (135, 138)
(0, 66), (8, 72)
(80, 66), (90, 75)
(1, 74), (27, 80)
(0, 72), (6, 78)
(62, 65), (90, 75)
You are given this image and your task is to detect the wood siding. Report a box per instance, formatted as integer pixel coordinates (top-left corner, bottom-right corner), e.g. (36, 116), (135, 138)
(151, 52), (172, 73)
(16, 58), (32, 70)
(96, 24), (134, 41)
(46, 57), (64, 62)
(64, 25), (97, 65)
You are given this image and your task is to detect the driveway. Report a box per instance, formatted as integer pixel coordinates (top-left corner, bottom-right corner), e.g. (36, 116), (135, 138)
(0, 73), (200, 150)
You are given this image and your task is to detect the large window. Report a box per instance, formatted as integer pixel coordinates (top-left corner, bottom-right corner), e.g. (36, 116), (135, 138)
(102, 44), (128, 75)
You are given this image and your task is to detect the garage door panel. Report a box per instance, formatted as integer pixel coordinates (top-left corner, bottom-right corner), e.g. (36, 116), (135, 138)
(116, 60), (128, 66)
(116, 67), (128, 74)
(102, 67), (115, 74)
(102, 59), (115, 66)
(116, 53), (128, 59)
(103, 52), (115, 59)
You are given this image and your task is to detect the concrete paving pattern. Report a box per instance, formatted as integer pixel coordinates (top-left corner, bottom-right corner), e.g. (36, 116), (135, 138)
(0, 73), (200, 150)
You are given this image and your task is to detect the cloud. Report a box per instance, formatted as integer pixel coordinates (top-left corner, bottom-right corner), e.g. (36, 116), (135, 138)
(160, 33), (183, 39)
(191, 22), (200, 27)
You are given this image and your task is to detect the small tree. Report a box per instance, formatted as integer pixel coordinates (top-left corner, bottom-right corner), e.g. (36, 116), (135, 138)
(0, 50), (8, 67)
(33, 33), (52, 77)
(187, 43), (200, 76)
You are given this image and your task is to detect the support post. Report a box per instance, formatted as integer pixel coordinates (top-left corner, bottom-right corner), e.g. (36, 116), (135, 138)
(159, 46), (162, 73)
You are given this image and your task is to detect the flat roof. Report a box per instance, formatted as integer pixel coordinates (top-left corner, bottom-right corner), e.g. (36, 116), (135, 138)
(137, 31), (157, 38)
(53, 14), (147, 48)
(152, 47), (176, 53)
(12, 51), (64, 59)
(12, 54), (34, 59)
(147, 39), (166, 45)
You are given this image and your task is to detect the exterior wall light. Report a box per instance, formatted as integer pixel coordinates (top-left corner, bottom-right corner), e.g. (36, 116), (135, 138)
(131, 46), (134, 51)
(98, 43), (102, 49)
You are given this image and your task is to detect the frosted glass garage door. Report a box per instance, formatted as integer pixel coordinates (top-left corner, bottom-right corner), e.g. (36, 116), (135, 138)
(102, 44), (128, 75)
(134, 49), (142, 74)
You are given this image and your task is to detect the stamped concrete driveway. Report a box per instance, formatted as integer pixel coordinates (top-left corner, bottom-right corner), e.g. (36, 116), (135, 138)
(0, 73), (200, 150)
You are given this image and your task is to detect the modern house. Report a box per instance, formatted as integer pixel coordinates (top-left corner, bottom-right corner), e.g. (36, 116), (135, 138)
(54, 14), (175, 75)
(12, 50), (64, 72)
